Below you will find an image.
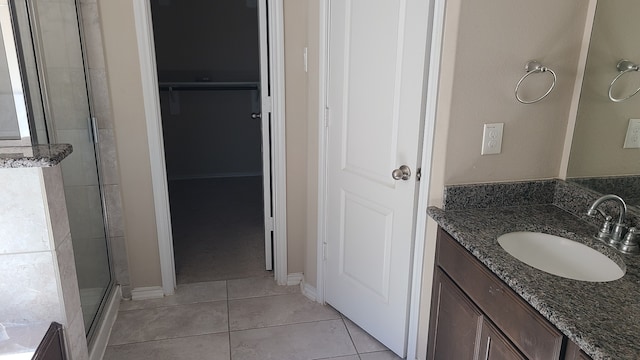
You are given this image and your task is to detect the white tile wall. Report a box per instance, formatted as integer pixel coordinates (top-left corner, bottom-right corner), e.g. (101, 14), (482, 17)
(0, 251), (61, 323)
(0, 168), (50, 254)
(0, 165), (89, 359)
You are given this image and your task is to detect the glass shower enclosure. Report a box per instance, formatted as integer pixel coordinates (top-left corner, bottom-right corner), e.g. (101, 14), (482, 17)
(10, 0), (114, 343)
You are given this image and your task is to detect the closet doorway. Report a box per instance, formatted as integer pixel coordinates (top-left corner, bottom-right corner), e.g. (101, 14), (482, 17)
(149, 0), (276, 284)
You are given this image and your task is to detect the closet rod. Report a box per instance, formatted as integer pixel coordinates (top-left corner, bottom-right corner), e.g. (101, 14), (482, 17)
(158, 81), (259, 91)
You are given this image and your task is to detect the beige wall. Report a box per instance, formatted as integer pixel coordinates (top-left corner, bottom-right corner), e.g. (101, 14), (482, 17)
(99, 0), (162, 288)
(284, 0), (309, 275)
(304, 0), (321, 288)
(567, 0), (640, 178)
(442, 0), (590, 185)
(416, 0), (591, 357)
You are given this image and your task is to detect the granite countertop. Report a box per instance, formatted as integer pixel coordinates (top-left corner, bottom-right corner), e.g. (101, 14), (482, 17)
(0, 144), (72, 168)
(428, 203), (640, 360)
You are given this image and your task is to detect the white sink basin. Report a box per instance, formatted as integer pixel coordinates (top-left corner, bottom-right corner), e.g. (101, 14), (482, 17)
(497, 232), (625, 282)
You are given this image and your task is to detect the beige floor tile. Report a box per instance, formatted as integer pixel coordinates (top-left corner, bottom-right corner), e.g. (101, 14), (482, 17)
(359, 351), (402, 360)
(103, 333), (230, 360)
(343, 318), (388, 353)
(316, 356), (360, 360)
(119, 281), (227, 311)
(108, 301), (228, 345)
(227, 276), (299, 299)
(229, 293), (340, 330)
(230, 319), (356, 360)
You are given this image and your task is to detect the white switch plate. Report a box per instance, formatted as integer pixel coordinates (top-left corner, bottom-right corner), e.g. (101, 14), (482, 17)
(481, 123), (504, 155)
(623, 119), (640, 148)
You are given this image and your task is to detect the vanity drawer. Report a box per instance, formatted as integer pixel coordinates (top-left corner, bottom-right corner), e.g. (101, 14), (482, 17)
(437, 228), (563, 360)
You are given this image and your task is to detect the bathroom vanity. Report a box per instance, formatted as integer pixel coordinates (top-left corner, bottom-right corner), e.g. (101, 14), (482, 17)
(427, 180), (640, 360)
(428, 228), (590, 360)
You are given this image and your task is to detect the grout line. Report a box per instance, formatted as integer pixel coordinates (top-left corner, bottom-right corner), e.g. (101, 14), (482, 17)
(107, 331), (229, 348)
(341, 317), (361, 356)
(229, 318), (345, 333)
(117, 298), (228, 312)
(228, 291), (305, 302)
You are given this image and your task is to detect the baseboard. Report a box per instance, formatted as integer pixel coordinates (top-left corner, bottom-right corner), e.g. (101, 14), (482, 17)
(301, 281), (318, 302)
(131, 286), (165, 301)
(88, 285), (121, 360)
(287, 273), (317, 302)
(287, 272), (304, 286)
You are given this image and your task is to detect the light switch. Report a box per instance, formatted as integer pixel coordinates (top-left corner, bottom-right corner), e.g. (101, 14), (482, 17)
(623, 119), (640, 149)
(481, 123), (504, 155)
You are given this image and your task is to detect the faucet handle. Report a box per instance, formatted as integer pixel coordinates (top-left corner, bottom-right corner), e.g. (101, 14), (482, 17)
(619, 227), (640, 254)
(595, 215), (613, 241)
(623, 227), (639, 243)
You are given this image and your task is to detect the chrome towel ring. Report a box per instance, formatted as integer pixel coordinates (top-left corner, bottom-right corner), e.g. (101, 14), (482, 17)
(514, 60), (557, 104)
(608, 60), (640, 103)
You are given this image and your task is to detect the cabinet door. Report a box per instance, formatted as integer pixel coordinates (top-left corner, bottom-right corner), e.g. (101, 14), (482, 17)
(564, 341), (593, 360)
(427, 269), (484, 360)
(437, 228), (564, 359)
(478, 320), (526, 360)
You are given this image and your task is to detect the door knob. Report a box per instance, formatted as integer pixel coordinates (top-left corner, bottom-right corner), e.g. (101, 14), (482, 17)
(251, 112), (262, 119)
(392, 165), (411, 180)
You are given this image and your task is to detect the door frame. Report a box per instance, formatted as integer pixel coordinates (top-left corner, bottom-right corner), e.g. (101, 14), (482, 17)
(316, 0), (446, 359)
(133, 0), (289, 295)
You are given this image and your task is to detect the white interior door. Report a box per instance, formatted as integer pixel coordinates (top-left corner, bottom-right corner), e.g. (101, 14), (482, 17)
(258, 0), (273, 271)
(324, 0), (429, 356)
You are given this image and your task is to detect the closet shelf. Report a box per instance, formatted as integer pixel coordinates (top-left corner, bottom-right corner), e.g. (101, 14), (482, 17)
(158, 81), (259, 91)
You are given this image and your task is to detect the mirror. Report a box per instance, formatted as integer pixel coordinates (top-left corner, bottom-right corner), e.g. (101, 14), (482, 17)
(0, 0), (49, 146)
(567, 0), (640, 207)
(0, 0), (28, 143)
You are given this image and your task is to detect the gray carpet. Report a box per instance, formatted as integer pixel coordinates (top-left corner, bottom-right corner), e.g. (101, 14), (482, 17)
(168, 177), (271, 284)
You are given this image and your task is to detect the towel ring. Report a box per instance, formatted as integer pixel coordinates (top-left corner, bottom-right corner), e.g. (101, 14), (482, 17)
(608, 60), (640, 103)
(514, 60), (557, 104)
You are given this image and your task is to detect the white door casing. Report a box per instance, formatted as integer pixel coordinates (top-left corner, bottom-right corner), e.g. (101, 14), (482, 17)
(258, 0), (273, 271)
(324, 0), (430, 357)
(134, 0), (289, 294)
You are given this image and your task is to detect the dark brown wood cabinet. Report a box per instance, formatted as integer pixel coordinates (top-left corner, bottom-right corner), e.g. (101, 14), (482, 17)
(427, 228), (592, 360)
(32, 322), (67, 360)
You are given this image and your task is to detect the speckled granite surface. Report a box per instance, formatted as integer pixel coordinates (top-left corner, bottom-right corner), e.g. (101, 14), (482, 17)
(431, 180), (640, 360)
(0, 144), (72, 168)
(570, 176), (640, 207)
(554, 179), (640, 229)
(443, 179), (557, 210)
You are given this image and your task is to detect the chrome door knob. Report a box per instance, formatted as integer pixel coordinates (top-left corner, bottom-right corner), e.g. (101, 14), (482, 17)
(391, 165), (411, 180)
(251, 112), (262, 119)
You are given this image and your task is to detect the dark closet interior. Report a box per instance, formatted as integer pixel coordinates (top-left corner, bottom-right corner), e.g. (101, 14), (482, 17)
(150, 0), (269, 284)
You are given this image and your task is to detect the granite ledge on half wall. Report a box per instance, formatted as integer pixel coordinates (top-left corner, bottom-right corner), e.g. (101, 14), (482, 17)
(0, 144), (72, 168)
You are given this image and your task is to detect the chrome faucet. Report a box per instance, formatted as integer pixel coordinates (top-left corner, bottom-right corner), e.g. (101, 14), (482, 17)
(587, 194), (627, 244)
(587, 194), (637, 252)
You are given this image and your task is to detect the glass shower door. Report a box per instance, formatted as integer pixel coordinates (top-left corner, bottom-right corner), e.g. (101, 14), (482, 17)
(21, 0), (113, 338)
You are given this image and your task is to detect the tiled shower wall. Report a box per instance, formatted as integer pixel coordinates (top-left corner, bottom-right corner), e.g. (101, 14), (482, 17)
(28, 0), (134, 301)
(31, 0), (130, 300)
(78, 0), (131, 298)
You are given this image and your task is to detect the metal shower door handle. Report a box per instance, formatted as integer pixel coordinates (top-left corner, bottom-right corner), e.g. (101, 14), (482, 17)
(392, 165), (411, 180)
(251, 112), (262, 119)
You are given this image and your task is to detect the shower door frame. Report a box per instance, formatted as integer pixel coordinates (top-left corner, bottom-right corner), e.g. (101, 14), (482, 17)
(14, 0), (117, 346)
(133, 0), (289, 295)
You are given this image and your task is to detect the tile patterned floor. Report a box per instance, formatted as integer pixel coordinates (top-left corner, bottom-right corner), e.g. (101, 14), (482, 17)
(103, 277), (401, 360)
